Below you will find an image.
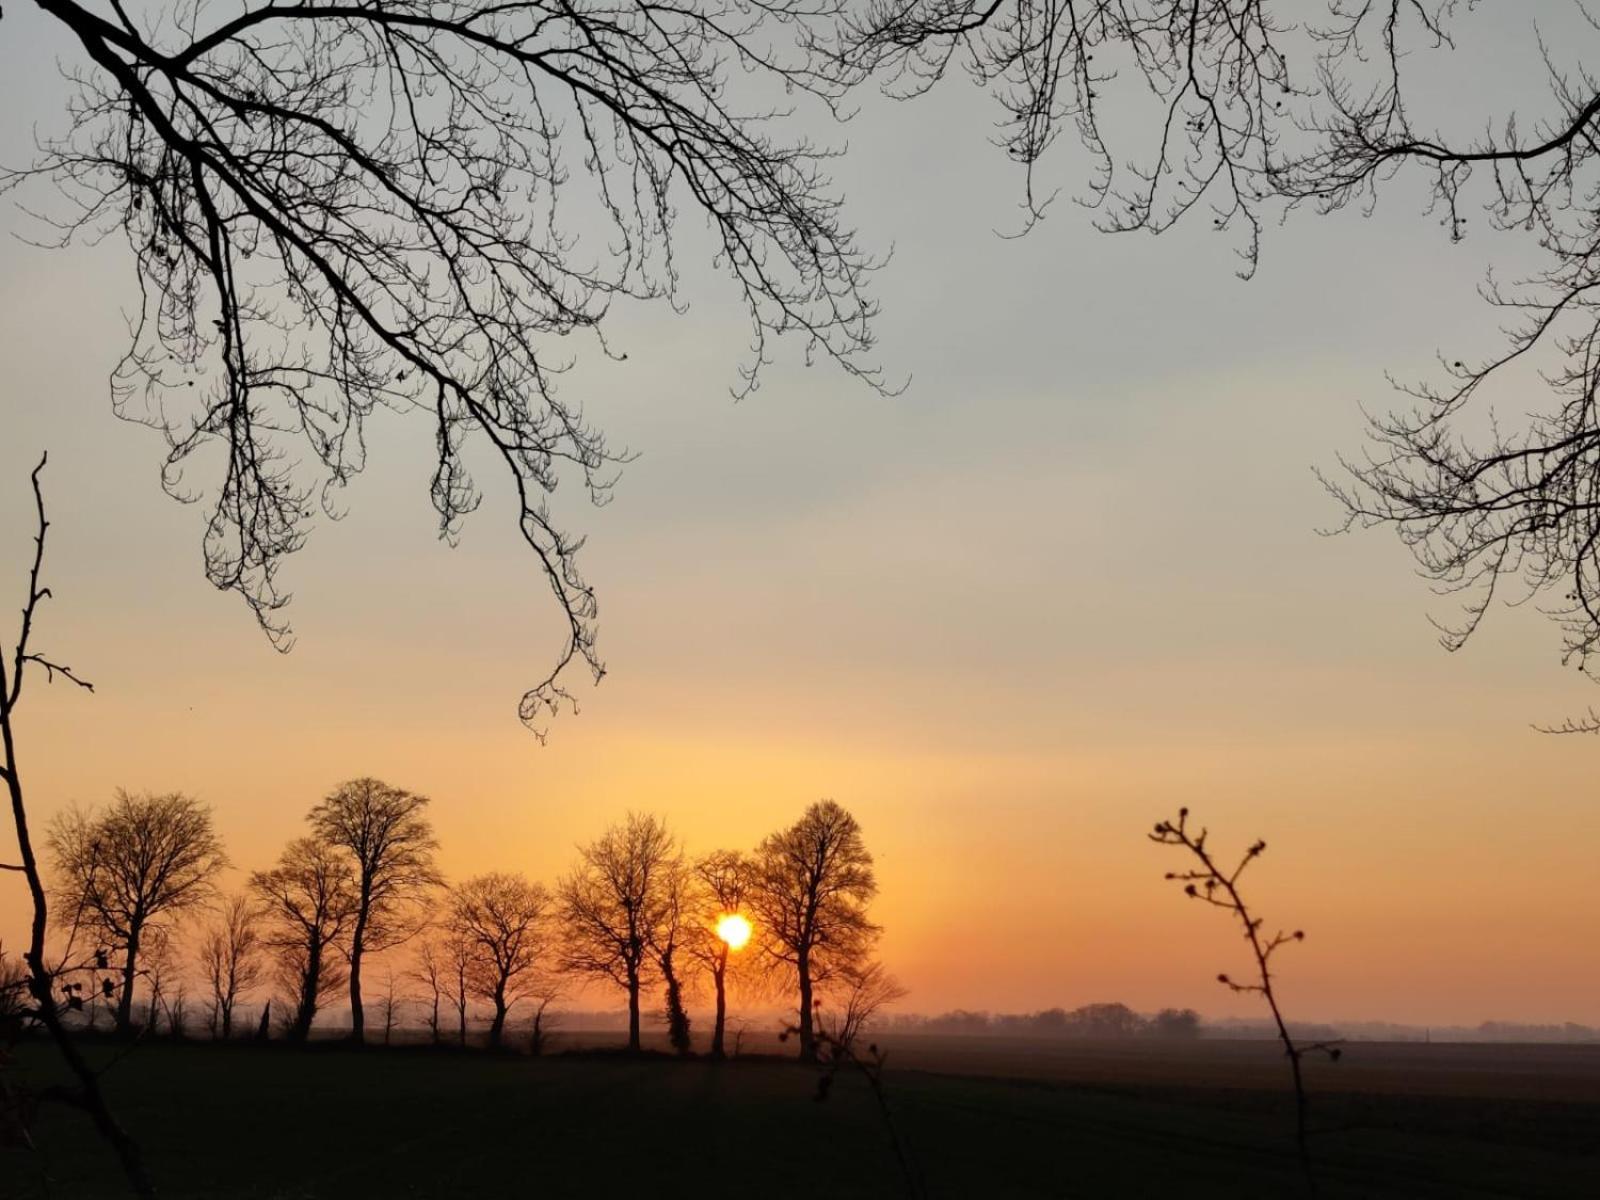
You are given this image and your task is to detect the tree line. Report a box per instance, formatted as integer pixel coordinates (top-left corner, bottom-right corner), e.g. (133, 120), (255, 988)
(889, 1004), (1202, 1039)
(14, 782), (895, 1063)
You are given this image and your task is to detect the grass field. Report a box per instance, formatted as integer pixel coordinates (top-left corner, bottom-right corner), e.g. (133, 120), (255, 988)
(3, 1036), (1596, 1197)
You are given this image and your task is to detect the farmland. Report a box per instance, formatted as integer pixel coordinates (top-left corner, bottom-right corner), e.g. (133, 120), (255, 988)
(4, 1034), (1594, 1198)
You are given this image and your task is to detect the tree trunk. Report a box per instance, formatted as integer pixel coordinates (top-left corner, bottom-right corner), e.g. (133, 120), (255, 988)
(347, 898), (368, 1043)
(115, 922), (142, 1036)
(796, 950), (815, 1061)
(489, 985), (507, 1050)
(662, 950), (691, 1056)
(293, 942), (321, 1042)
(626, 965), (641, 1052)
(220, 996), (233, 1040)
(711, 946), (728, 1059)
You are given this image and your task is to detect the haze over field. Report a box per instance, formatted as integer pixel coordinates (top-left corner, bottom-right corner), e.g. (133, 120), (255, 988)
(4, 0), (1600, 1032)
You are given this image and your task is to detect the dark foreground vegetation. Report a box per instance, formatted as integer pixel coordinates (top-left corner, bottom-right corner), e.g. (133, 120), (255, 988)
(3, 1037), (1594, 1199)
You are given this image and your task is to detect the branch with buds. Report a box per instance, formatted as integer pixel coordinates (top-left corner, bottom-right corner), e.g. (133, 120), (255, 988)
(1150, 807), (1339, 1192)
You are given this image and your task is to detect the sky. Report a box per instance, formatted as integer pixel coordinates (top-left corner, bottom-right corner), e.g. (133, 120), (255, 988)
(2, 2), (1598, 1028)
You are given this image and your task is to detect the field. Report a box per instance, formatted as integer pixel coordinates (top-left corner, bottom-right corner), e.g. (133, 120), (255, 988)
(3, 1034), (1596, 1198)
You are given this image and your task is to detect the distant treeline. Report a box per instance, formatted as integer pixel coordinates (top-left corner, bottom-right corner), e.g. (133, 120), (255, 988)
(883, 1003), (1202, 1039)
(879, 1008), (1600, 1044)
(1207, 1018), (1600, 1045)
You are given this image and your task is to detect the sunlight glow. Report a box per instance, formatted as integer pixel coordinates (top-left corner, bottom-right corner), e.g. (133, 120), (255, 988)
(716, 913), (752, 951)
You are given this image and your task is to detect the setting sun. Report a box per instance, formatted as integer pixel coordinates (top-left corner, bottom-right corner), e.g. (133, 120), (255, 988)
(716, 913), (752, 951)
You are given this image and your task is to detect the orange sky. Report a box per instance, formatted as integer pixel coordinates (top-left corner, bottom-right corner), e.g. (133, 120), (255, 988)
(3, 2), (1598, 1028)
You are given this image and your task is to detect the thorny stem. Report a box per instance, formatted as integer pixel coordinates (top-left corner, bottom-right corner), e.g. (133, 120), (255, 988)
(1150, 807), (1340, 1194)
(1, 453), (155, 1197)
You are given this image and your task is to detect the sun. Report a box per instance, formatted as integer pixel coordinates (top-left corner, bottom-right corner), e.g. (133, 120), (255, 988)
(716, 913), (752, 951)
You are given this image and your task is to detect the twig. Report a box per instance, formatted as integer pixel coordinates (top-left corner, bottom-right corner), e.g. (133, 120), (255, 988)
(1150, 808), (1340, 1194)
(1, 452), (153, 1197)
(787, 1019), (924, 1200)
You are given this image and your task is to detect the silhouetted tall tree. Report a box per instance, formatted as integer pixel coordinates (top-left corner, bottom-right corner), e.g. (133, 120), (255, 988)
(308, 778), (440, 1043)
(750, 800), (879, 1062)
(652, 856), (693, 1056)
(0, 455), (152, 1195)
(559, 813), (679, 1053)
(447, 872), (552, 1050)
(250, 837), (359, 1042)
(7, 0), (883, 732)
(48, 789), (228, 1035)
(199, 894), (264, 1039)
(689, 850), (753, 1059)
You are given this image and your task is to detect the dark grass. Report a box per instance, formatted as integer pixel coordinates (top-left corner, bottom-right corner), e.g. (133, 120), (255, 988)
(3, 1038), (1595, 1198)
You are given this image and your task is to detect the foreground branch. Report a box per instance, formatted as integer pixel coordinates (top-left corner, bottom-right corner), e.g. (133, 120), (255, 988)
(1150, 807), (1339, 1192)
(1, 452), (154, 1197)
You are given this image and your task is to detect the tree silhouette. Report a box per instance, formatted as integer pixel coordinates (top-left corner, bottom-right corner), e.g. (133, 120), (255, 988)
(411, 936), (449, 1047)
(651, 855), (693, 1056)
(308, 778), (440, 1043)
(836, 4), (1600, 714)
(750, 800), (879, 1062)
(48, 789), (228, 1035)
(0, 455), (152, 1195)
(526, 979), (563, 1057)
(688, 849), (753, 1059)
(559, 812), (679, 1052)
(199, 894), (264, 1040)
(1150, 807), (1340, 1191)
(7, 0), (883, 731)
(446, 872), (552, 1050)
(250, 837), (359, 1042)
(817, 960), (906, 1054)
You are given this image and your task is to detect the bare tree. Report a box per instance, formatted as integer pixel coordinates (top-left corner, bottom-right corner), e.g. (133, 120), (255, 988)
(140, 925), (174, 1034)
(688, 850), (753, 1059)
(6, 0), (883, 733)
(308, 778), (440, 1043)
(200, 894), (264, 1040)
(750, 800), (879, 1062)
(818, 961), (907, 1055)
(411, 937), (448, 1047)
(48, 789), (228, 1036)
(526, 980), (563, 1057)
(0, 944), (27, 1026)
(0, 455), (151, 1193)
(558, 812), (678, 1052)
(652, 855), (693, 1056)
(161, 983), (192, 1042)
(250, 837), (359, 1043)
(376, 968), (401, 1047)
(410, 931), (474, 1048)
(1151, 807), (1340, 1191)
(447, 872), (552, 1050)
(444, 932), (472, 1049)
